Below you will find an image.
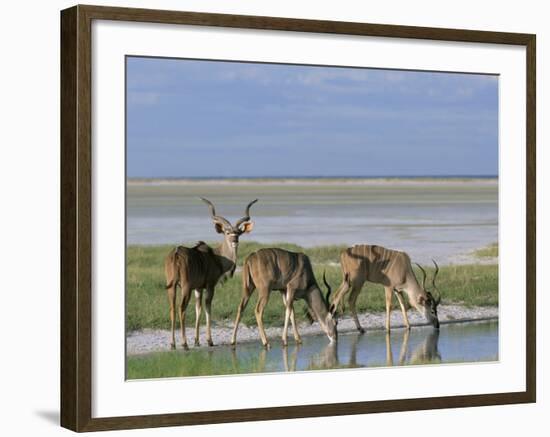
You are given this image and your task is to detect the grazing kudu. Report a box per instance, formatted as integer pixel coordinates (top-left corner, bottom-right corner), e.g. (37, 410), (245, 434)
(230, 248), (337, 348)
(164, 198), (257, 350)
(330, 245), (441, 333)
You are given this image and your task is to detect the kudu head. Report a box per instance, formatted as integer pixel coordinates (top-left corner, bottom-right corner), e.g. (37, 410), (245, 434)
(321, 271), (338, 343)
(415, 260), (442, 329)
(200, 197), (257, 249)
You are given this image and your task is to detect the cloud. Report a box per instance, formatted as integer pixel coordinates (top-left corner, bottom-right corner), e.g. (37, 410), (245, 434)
(126, 57), (498, 178)
(294, 68), (370, 85)
(215, 65), (275, 85)
(128, 91), (162, 106)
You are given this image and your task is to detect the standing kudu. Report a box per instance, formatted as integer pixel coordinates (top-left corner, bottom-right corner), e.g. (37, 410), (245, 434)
(330, 245), (441, 333)
(231, 248), (337, 348)
(164, 198), (257, 350)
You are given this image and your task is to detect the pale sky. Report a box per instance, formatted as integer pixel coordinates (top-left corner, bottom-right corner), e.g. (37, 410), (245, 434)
(126, 57), (498, 178)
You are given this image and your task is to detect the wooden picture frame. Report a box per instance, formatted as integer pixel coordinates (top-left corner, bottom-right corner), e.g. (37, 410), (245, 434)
(60, 4), (536, 432)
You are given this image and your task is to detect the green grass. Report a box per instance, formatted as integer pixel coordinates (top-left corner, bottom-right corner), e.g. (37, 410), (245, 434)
(126, 242), (498, 332)
(127, 347), (499, 379)
(127, 348), (266, 378)
(472, 242), (498, 259)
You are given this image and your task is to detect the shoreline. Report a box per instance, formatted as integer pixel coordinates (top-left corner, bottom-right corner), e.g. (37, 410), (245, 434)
(126, 243), (498, 267)
(127, 304), (498, 356)
(127, 177), (498, 187)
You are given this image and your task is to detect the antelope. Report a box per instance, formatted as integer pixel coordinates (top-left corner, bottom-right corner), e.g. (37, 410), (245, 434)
(230, 248), (337, 348)
(329, 244), (441, 333)
(164, 197), (257, 350)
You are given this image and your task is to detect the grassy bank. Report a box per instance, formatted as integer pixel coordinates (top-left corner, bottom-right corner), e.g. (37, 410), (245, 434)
(127, 348), (267, 378)
(472, 242), (498, 259)
(126, 242), (498, 332)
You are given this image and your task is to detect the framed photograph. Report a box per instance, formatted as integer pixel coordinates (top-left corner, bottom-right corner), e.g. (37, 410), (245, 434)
(60, 4), (536, 432)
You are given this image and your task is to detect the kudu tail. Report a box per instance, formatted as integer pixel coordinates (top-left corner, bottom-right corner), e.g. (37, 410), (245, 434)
(241, 260), (255, 295)
(330, 252), (352, 314)
(164, 249), (179, 290)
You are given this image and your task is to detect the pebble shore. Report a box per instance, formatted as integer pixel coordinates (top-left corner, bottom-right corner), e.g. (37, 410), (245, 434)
(127, 304), (498, 355)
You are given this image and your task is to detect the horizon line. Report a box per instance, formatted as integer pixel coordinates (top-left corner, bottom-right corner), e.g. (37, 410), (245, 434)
(127, 174), (499, 180)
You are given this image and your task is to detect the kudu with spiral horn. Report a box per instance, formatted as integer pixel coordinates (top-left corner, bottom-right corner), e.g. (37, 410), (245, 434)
(164, 198), (257, 349)
(231, 248), (338, 348)
(414, 259), (442, 322)
(329, 244), (441, 332)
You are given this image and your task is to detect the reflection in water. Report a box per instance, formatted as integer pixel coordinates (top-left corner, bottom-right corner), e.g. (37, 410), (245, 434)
(283, 346), (300, 372)
(272, 322), (492, 373)
(306, 327), (441, 370)
(385, 329), (441, 366)
(386, 331), (408, 366)
(409, 329), (441, 364)
(129, 321), (498, 379)
(308, 341), (340, 370)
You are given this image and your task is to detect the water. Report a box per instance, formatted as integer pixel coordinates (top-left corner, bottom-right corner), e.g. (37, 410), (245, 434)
(129, 321), (498, 379)
(127, 180), (498, 264)
(226, 321), (498, 373)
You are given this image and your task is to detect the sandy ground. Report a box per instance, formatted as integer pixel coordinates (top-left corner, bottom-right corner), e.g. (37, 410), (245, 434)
(126, 304), (498, 355)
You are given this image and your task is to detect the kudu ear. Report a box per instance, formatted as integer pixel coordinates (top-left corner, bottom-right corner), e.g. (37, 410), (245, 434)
(239, 221), (254, 234)
(214, 222), (224, 234)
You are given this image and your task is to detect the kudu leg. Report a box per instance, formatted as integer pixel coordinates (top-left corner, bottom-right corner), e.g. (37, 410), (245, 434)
(254, 289), (271, 348)
(230, 293), (252, 346)
(179, 287), (192, 350)
(394, 290), (411, 330)
(282, 291), (302, 344)
(329, 279), (351, 315)
(194, 289), (203, 346)
(384, 286), (393, 332)
(231, 288), (254, 346)
(282, 289), (296, 347)
(290, 306), (302, 345)
(348, 286), (365, 334)
(204, 287), (215, 347)
(167, 284), (177, 350)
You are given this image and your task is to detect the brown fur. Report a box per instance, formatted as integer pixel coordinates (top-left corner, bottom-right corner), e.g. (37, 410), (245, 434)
(231, 248), (337, 347)
(164, 244), (227, 350)
(164, 198), (257, 350)
(331, 244), (440, 332)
